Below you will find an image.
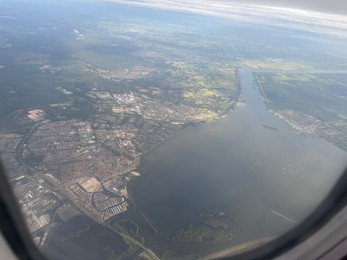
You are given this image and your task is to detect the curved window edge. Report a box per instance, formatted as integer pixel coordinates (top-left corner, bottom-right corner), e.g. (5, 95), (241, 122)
(0, 159), (346, 260)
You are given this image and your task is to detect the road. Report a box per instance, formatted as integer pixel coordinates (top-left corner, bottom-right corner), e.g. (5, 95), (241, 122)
(14, 120), (161, 260)
(106, 224), (160, 260)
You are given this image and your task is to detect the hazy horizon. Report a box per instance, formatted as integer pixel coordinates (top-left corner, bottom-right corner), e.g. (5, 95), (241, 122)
(103, 0), (347, 16)
(233, 0), (347, 15)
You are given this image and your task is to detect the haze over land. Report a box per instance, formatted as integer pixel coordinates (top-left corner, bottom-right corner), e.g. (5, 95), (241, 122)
(105, 0), (347, 38)
(0, 0), (346, 259)
(235, 0), (347, 15)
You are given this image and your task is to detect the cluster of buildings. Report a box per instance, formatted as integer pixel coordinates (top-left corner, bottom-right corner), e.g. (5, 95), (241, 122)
(274, 109), (345, 145)
(8, 174), (63, 247)
(274, 110), (321, 135)
(0, 97), (191, 232)
(92, 88), (217, 123)
(84, 64), (156, 82)
(0, 77), (227, 246)
(67, 177), (128, 222)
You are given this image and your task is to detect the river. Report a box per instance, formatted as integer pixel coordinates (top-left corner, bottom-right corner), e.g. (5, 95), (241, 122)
(45, 68), (347, 258)
(128, 68), (347, 257)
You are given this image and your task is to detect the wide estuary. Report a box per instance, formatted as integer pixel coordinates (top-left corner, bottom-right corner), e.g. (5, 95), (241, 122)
(128, 68), (347, 257)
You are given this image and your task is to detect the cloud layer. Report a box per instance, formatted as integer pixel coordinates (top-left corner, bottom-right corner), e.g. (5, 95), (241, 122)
(106, 0), (347, 38)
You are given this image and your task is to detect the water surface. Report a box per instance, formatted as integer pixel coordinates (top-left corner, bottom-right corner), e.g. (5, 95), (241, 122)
(129, 68), (347, 256)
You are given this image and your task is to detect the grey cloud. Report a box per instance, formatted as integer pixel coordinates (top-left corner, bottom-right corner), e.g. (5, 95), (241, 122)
(232, 0), (347, 14)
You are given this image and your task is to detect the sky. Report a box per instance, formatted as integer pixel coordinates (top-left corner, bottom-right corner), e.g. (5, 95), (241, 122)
(106, 0), (347, 31)
(106, 0), (347, 17)
(232, 0), (347, 15)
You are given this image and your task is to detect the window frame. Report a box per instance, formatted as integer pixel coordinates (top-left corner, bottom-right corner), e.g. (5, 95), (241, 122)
(0, 160), (347, 260)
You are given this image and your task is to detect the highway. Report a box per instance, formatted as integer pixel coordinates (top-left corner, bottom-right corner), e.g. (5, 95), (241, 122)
(14, 120), (161, 260)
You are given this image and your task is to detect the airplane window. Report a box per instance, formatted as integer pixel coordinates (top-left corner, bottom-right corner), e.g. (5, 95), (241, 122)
(0, 0), (346, 259)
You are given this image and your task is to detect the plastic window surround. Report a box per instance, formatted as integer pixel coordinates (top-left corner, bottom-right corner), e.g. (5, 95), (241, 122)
(0, 160), (347, 260)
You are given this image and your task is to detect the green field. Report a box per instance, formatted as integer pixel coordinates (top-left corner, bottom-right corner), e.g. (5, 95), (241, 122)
(257, 72), (347, 151)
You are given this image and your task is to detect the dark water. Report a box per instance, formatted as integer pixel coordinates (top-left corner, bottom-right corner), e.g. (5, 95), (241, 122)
(43, 215), (128, 260)
(129, 68), (347, 256)
(4, 1), (345, 257)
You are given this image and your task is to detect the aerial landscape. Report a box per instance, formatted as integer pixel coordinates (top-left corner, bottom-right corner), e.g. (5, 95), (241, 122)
(0, 0), (347, 259)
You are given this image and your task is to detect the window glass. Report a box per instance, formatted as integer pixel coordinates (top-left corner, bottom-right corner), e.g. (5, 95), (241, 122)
(0, 0), (346, 259)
